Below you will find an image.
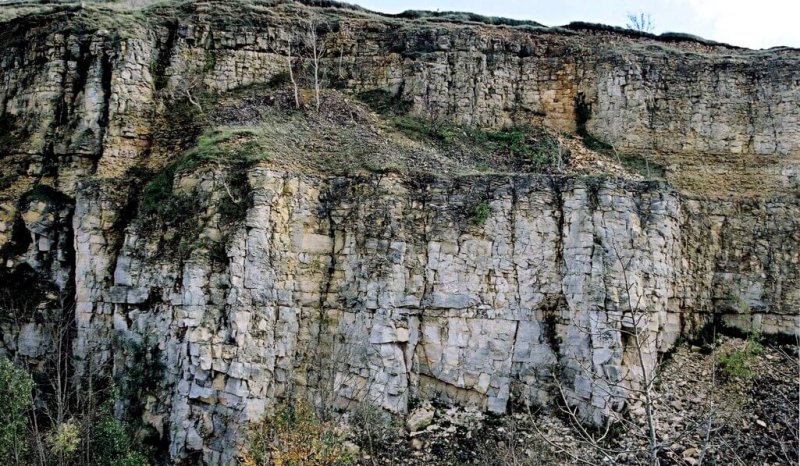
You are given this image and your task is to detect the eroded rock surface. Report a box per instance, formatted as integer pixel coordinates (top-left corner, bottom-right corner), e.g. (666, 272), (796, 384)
(0, 2), (798, 464)
(64, 171), (796, 463)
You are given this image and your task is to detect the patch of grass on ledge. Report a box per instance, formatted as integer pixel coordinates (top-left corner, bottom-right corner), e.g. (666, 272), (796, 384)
(575, 126), (666, 181)
(391, 115), (564, 173)
(139, 126), (268, 222)
(618, 153), (666, 180)
(175, 127), (270, 173)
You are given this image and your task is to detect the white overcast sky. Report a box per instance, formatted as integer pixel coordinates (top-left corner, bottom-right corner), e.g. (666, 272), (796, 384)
(353, 0), (799, 49)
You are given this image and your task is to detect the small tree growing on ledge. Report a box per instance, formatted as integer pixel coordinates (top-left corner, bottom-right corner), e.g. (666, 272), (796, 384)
(269, 32), (300, 109)
(305, 16), (323, 112)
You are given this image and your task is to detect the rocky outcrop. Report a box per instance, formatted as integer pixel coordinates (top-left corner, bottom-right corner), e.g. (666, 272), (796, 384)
(64, 169), (796, 463)
(0, 1), (798, 464)
(1, 2), (798, 198)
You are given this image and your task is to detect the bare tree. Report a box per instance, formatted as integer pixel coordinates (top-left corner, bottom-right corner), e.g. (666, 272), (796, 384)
(304, 15), (326, 112)
(313, 323), (382, 422)
(529, 229), (721, 466)
(268, 32), (300, 109)
(626, 11), (655, 33)
(286, 36), (300, 110)
(1, 287), (121, 466)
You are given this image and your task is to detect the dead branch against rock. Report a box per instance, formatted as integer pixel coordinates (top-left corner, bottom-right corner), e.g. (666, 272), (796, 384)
(303, 14), (326, 112)
(185, 87), (204, 115)
(268, 32), (300, 109)
(529, 227), (724, 466)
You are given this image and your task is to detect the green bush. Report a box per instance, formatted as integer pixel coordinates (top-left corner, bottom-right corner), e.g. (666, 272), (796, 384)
(244, 399), (355, 466)
(49, 420), (81, 458)
(472, 201), (491, 226)
(0, 356), (151, 465)
(0, 357), (34, 463)
(718, 336), (764, 379)
(203, 48), (217, 72)
(139, 165), (178, 218)
(91, 414), (150, 466)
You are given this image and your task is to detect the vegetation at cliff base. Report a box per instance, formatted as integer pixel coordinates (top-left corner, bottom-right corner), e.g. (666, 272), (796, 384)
(0, 357), (34, 463)
(0, 356), (151, 465)
(244, 399), (355, 466)
(718, 335), (764, 379)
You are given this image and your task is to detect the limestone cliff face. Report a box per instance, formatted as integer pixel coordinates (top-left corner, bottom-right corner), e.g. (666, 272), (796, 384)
(67, 169), (798, 463)
(0, 1), (798, 464)
(2, 2), (799, 194)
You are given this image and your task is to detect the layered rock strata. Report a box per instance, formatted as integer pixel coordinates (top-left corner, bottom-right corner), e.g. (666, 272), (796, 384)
(0, 2), (798, 464)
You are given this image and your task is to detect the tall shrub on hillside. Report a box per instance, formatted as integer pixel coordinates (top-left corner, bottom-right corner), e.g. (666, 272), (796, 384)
(0, 357), (34, 464)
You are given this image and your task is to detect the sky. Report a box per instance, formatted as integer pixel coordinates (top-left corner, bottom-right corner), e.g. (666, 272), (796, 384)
(353, 0), (800, 50)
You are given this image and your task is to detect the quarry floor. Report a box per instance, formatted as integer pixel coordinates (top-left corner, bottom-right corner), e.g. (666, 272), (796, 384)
(350, 336), (799, 466)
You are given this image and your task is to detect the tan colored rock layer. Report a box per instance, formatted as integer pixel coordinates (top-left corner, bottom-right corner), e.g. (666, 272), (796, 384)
(1, 3), (799, 464)
(0, 1), (798, 198)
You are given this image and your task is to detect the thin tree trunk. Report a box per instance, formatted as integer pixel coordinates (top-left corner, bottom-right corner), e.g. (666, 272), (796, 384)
(697, 324), (718, 465)
(617, 244), (659, 466)
(287, 41), (299, 109)
(30, 398), (47, 466)
(633, 325), (659, 466)
(310, 24), (320, 111)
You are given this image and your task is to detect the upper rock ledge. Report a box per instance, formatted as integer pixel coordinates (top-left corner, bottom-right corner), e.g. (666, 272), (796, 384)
(0, 0), (798, 199)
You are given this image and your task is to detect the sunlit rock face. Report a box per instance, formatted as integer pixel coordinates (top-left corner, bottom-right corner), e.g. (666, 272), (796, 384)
(1, 2), (798, 463)
(65, 171), (795, 463)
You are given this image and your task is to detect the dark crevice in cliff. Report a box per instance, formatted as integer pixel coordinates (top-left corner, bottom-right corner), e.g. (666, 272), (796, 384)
(1, 213), (32, 262)
(509, 180), (520, 301)
(54, 43), (72, 129)
(512, 54), (525, 122)
(93, 50), (113, 173)
(107, 186), (140, 281)
(312, 180), (341, 402)
(153, 21), (179, 91)
(544, 177), (568, 376)
(73, 39), (93, 101)
(548, 176), (567, 302)
(541, 295), (564, 358)
(418, 187), (433, 308)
